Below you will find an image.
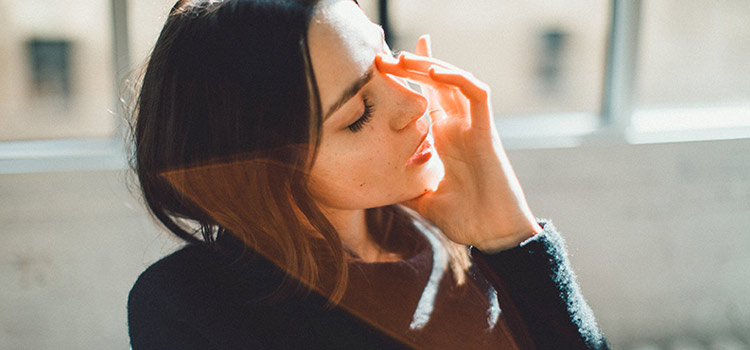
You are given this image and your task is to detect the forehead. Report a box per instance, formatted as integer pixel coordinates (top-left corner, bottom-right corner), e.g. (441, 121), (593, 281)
(308, 0), (381, 108)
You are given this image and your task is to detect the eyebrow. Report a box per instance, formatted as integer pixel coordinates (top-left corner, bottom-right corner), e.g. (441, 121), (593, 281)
(323, 67), (374, 120)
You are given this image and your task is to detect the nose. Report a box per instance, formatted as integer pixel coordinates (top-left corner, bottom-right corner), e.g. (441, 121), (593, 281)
(382, 75), (428, 131)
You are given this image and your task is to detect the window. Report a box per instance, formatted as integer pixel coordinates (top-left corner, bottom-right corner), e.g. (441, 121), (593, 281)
(0, 0), (116, 141)
(128, 0), (174, 70)
(384, 0), (609, 118)
(637, 1), (750, 109)
(630, 0), (750, 142)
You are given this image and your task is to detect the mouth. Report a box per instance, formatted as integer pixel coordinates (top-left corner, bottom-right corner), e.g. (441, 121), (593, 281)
(407, 122), (433, 166)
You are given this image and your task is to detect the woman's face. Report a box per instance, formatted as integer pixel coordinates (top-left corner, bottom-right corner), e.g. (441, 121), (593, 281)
(306, 0), (444, 212)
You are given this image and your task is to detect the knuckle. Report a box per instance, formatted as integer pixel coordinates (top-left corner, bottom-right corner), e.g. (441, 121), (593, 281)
(475, 84), (490, 99)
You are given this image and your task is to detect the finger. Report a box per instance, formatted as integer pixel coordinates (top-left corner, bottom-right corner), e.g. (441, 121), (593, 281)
(377, 60), (452, 107)
(376, 54), (468, 114)
(378, 52), (465, 87)
(415, 34), (432, 57)
(378, 53), (462, 90)
(429, 66), (492, 129)
(376, 53), (435, 84)
(399, 51), (463, 75)
(428, 66), (488, 101)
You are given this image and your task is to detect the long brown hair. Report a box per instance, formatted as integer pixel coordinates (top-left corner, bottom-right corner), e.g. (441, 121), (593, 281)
(130, 0), (469, 303)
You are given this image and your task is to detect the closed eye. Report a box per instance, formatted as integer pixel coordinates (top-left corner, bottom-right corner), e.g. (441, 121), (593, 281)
(348, 96), (374, 132)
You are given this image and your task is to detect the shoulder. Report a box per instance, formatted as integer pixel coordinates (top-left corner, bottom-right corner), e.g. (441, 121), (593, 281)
(127, 244), (229, 326)
(126, 245), (219, 348)
(128, 242), (281, 310)
(135, 243), (218, 278)
(129, 244), (215, 300)
(127, 243), (283, 349)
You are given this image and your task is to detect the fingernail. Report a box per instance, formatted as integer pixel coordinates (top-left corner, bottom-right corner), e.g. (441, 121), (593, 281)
(423, 34), (433, 56)
(382, 53), (399, 64)
(375, 53), (395, 64)
(400, 51), (415, 61)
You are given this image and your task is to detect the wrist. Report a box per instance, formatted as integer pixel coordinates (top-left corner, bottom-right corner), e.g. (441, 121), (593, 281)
(472, 221), (542, 253)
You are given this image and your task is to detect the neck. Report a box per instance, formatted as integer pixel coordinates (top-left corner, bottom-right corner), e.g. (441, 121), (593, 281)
(320, 207), (400, 263)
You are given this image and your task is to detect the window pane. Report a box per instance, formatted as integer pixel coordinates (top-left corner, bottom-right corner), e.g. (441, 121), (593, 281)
(636, 1), (750, 109)
(128, 0), (173, 69)
(387, 0), (609, 117)
(0, 0), (115, 141)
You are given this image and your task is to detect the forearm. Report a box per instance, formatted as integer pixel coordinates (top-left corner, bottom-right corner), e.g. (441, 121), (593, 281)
(471, 221), (609, 350)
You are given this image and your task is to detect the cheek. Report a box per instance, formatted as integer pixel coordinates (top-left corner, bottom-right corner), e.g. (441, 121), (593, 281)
(307, 133), (400, 208)
(341, 134), (401, 184)
(320, 129), (393, 174)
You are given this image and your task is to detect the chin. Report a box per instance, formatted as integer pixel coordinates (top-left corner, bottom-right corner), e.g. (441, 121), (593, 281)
(413, 152), (445, 195)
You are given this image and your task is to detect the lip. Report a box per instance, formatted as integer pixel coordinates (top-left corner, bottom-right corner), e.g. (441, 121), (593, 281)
(413, 131), (429, 154)
(406, 129), (433, 166)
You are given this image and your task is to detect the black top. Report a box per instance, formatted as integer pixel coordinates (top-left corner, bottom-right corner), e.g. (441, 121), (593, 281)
(128, 221), (609, 349)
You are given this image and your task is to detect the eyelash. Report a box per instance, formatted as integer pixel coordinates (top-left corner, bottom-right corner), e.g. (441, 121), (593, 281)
(347, 96), (374, 132)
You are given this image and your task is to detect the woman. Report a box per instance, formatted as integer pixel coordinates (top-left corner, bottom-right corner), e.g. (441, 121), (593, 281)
(128, 0), (608, 348)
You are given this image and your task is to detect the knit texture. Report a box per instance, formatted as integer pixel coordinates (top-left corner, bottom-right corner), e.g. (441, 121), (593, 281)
(471, 221), (609, 349)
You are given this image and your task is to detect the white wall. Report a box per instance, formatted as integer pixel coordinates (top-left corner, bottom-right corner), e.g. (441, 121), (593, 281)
(0, 169), (177, 349)
(510, 138), (750, 346)
(1, 138), (749, 349)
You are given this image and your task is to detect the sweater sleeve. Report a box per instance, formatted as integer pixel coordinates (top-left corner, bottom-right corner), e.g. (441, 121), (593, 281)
(470, 221), (609, 350)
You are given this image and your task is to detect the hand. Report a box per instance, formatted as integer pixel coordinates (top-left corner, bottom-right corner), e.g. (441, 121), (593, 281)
(375, 35), (542, 252)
